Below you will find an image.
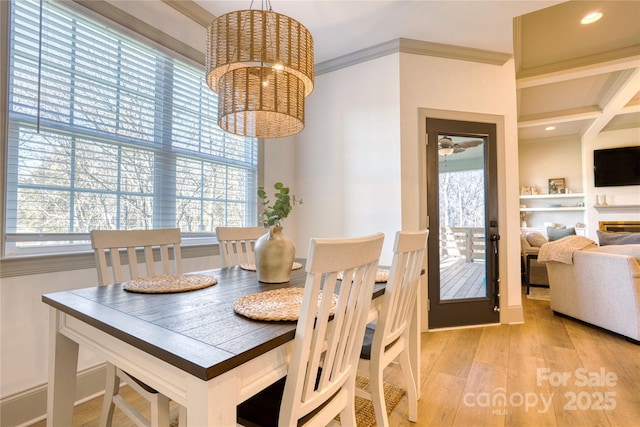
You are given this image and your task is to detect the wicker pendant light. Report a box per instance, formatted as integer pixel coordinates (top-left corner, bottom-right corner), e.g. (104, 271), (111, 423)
(206, 8), (314, 138)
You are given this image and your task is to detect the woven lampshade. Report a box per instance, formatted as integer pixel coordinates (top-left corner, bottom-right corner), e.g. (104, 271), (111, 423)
(206, 9), (314, 138)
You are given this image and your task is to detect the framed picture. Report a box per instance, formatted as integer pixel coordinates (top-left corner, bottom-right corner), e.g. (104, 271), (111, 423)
(548, 178), (565, 194)
(520, 186), (531, 195)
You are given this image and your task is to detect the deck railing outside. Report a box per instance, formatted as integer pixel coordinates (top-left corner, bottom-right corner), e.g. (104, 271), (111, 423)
(439, 227), (485, 262)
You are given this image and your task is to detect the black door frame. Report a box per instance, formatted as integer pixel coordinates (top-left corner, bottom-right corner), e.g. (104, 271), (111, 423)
(426, 117), (500, 329)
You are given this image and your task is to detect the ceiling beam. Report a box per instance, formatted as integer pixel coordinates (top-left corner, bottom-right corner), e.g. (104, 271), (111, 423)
(519, 106), (601, 128)
(517, 54), (640, 89)
(582, 68), (640, 138)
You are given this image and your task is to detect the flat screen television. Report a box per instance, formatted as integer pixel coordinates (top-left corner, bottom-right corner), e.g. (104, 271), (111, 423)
(594, 146), (640, 187)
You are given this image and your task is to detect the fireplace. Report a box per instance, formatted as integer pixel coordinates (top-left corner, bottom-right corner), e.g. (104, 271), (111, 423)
(599, 221), (640, 232)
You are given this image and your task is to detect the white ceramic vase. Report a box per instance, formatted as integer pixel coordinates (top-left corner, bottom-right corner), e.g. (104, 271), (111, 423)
(254, 226), (295, 283)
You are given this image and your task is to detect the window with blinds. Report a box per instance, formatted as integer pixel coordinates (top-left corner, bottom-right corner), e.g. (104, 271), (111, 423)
(4, 0), (258, 256)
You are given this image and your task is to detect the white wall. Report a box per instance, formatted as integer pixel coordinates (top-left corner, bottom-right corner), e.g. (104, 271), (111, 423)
(519, 136), (583, 194)
(262, 136), (301, 249)
(288, 54), (402, 265)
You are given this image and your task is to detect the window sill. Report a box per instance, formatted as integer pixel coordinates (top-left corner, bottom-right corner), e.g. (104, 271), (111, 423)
(0, 244), (219, 278)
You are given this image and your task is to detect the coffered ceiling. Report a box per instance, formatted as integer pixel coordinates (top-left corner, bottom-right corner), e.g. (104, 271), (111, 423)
(515, 1), (640, 142)
(163, 0), (639, 142)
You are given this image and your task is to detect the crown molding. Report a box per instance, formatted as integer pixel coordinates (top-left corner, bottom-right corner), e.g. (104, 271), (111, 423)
(399, 38), (511, 65)
(316, 39), (401, 75)
(316, 38), (511, 76)
(122, 1), (513, 75)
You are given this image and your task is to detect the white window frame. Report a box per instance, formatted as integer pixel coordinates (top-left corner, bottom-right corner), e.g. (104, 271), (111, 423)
(2, 0), (259, 259)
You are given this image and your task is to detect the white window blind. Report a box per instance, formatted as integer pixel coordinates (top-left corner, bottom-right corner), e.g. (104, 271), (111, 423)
(5, 0), (258, 256)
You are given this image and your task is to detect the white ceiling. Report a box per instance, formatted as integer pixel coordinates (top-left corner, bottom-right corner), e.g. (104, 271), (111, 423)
(192, 1), (558, 63)
(176, 0), (640, 142)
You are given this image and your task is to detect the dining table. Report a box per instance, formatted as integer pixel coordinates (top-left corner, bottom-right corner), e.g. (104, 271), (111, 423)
(42, 260), (420, 426)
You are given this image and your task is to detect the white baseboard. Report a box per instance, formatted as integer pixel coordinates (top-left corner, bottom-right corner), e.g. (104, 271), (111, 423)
(0, 363), (107, 427)
(504, 303), (525, 324)
(428, 322), (501, 332)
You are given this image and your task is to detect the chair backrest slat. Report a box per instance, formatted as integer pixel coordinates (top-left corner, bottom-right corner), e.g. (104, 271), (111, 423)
(144, 245), (155, 276)
(279, 232), (384, 426)
(90, 228), (182, 286)
(128, 246), (141, 278)
(216, 226), (265, 267)
(376, 230), (429, 349)
(111, 247), (125, 283)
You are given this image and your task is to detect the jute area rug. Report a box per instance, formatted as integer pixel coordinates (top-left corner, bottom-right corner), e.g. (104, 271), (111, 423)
(350, 375), (406, 426)
(170, 375), (405, 427)
(526, 286), (550, 301)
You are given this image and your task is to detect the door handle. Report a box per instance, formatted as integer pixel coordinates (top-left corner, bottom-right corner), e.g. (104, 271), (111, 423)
(489, 234), (500, 311)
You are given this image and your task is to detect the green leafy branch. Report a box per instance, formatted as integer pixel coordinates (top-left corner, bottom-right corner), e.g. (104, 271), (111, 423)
(257, 182), (302, 228)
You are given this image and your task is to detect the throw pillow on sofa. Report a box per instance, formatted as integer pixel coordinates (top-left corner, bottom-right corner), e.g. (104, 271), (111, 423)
(597, 230), (640, 246)
(526, 232), (548, 247)
(547, 226), (576, 241)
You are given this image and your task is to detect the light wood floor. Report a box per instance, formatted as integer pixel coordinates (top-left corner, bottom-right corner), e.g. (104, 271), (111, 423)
(31, 288), (640, 427)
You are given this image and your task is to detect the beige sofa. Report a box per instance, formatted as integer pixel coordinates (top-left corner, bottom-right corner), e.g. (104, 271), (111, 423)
(545, 244), (640, 343)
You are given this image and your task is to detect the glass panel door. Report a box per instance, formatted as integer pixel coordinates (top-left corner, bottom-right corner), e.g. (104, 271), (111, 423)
(438, 135), (487, 300)
(426, 118), (500, 329)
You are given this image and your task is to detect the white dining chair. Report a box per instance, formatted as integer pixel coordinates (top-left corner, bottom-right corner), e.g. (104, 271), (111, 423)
(237, 232), (385, 427)
(90, 228), (186, 427)
(356, 229), (429, 427)
(216, 226), (266, 267)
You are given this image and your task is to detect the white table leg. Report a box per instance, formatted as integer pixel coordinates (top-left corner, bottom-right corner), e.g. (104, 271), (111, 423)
(186, 370), (238, 427)
(47, 308), (79, 426)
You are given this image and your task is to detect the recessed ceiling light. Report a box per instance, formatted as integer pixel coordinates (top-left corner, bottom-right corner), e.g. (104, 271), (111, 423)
(545, 126), (556, 131)
(581, 12), (603, 25)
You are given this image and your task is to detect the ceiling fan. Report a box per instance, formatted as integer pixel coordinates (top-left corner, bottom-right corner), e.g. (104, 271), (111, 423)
(438, 137), (483, 156)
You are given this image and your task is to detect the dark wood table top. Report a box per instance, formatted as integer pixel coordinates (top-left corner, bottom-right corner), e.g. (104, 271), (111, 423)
(42, 262), (386, 382)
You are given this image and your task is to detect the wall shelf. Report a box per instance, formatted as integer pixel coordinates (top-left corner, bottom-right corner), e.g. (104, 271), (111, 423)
(521, 207), (585, 212)
(520, 193), (586, 230)
(519, 193), (585, 199)
(520, 194), (585, 212)
(593, 204), (640, 212)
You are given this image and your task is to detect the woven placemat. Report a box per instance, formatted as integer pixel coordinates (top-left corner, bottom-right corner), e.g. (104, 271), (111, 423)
(123, 274), (217, 294)
(239, 261), (303, 271)
(233, 287), (337, 321)
(337, 268), (389, 283)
